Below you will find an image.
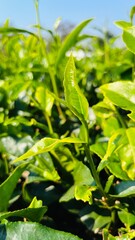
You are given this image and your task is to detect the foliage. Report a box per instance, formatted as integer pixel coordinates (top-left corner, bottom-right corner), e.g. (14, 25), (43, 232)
(0, 2), (135, 239)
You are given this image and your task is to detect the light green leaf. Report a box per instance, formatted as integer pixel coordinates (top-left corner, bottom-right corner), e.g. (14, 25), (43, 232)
(115, 21), (132, 29)
(75, 185), (96, 204)
(104, 175), (114, 193)
(103, 228), (135, 240)
(0, 163), (28, 211)
(100, 81), (135, 120)
(115, 21), (135, 54)
(123, 26), (135, 54)
(0, 222), (82, 240)
(118, 210), (135, 227)
(28, 196), (42, 208)
(130, 6), (135, 23)
(35, 87), (54, 116)
(60, 161), (94, 203)
(64, 55), (89, 123)
(55, 18), (93, 68)
(99, 128), (135, 180)
(13, 137), (85, 163)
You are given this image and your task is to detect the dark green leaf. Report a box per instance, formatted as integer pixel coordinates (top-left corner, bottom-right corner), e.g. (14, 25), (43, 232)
(0, 222), (82, 240)
(0, 163), (28, 211)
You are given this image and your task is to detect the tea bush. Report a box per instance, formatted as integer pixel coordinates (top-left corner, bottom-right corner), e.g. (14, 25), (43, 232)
(0, 2), (135, 239)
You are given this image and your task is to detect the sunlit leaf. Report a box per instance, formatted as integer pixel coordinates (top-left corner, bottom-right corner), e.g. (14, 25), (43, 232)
(100, 81), (135, 121)
(98, 128), (135, 180)
(75, 185), (96, 204)
(35, 86), (54, 116)
(118, 210), (135, 227)
(13, 137), (85, 163)
(64, 55), (89, 123)
(55, 18), (93, 68)
(115, 21), (135, 54)
(60, 161), (94, 203)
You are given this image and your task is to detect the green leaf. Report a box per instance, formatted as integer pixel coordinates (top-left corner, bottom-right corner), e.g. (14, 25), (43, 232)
(103, 229), (135, 240)
(28, 196), (43, 208)
(118, 210), (135, 227)
(0, 163), (28, 211)
(60, 161), (94, 203)
(100, 81), (135, 120)
(104, 175), (114, 193)
(79, 205), (111, 232)
(98, 128), (135, 180)
(122, 26), (135, 54)
(13, 137), (85, 163)
(35, 87), (54, 116)
(115, 21), (135, 54)
(111, 181), (135, 198)
(75, 185), (96, 204)
(115, 21), (132, 29)
(55, 18), (93, 68)
(64, 55), (89, 123)
(130, 6), (135, 23)
(0, 222), (82, 240)
(0, 26), (38, 38)
(0, 197), (47, 222)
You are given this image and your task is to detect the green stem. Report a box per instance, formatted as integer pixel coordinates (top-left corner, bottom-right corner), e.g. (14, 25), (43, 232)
(44, 113), (53, 134)
(83, 120), (106, 197)
(3, 155), (9, 175)
(132, 54), (135, 82)
(84, 143), (105, 196)
(34, 0), (65, 120)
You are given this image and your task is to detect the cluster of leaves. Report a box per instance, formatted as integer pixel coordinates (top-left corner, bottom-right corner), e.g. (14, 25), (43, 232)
(1, 2), (135, 239)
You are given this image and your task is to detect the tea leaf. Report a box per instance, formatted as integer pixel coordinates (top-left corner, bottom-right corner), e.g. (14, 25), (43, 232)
(115, 21), (135, 54)
(35, 86), (54, 116)
(13, 137), (85, 163)
(99, 128), (135, 180)
(100, 81), (135, 120)
(55, 18), (93, 68)
(0, 197), (47, 222)
(0, 222), (82, 240)
(118, 210), (135, 227)
(0, 163), (28, 211)
(130, 6), (135, 23)
(64, 55), (89, 124)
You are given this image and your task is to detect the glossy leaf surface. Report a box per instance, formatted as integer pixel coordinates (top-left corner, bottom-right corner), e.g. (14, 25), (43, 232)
(0, 163), (28, 211)
(55, 18), (93, 68)
(13, 137), (85, 163)
(100, 81), (135, 120)
(64, 55), (89, 123)
(0, 222), (82, 240)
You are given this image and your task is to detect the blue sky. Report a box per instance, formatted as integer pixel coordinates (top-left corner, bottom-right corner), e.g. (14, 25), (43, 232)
(0, 0), (135, 35)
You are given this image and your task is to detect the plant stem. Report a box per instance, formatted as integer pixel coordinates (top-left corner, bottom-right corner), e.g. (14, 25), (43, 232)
(132, 54), (135, 82)
(83, 120), (106, 196)
(44, 113), (53, 134)
(34, 0), (65, 120)
(84, 143), (105, 196)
